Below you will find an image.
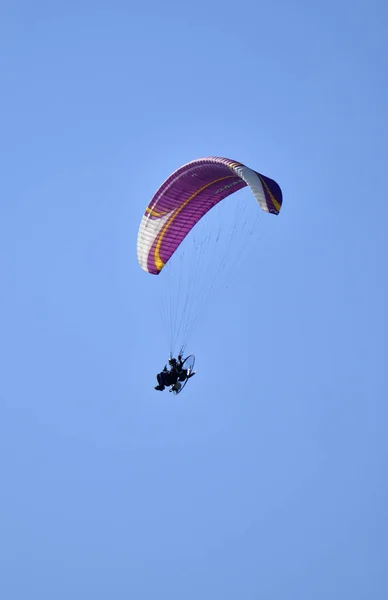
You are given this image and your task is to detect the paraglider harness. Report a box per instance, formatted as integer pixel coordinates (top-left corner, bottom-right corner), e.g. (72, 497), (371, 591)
(155, 355), (196, 394)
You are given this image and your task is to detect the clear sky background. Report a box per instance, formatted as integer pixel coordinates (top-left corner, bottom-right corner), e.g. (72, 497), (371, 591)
(1, 1), (387, 598)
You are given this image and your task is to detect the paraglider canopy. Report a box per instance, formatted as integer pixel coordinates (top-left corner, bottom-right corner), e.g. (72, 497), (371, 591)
(137, 155), (283, 360)
(137, 157), (282, 275)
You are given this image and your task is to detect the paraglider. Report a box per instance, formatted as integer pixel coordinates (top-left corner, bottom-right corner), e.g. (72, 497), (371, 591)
(155, 355), (196, 394)
(136, 156), (283, 393)
(137, 156), (282, 275)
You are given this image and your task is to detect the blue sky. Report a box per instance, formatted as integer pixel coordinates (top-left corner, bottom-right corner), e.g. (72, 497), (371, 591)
(1, 0), (387, 598)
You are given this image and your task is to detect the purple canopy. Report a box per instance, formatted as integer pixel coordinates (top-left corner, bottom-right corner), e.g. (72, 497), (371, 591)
(137, 157), (282, 275)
